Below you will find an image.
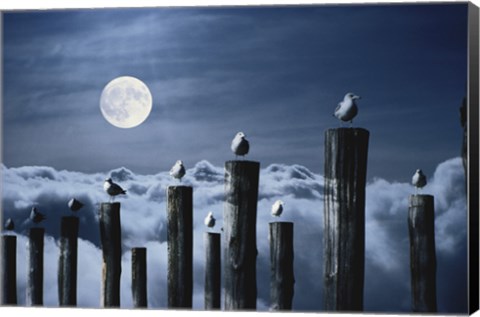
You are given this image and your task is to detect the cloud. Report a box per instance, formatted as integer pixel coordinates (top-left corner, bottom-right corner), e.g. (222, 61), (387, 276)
(1, 157), (467, 312)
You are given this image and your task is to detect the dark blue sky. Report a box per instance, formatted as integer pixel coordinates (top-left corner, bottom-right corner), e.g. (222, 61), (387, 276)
(1, 4), (470, 313)
(3, 4), (468, 181)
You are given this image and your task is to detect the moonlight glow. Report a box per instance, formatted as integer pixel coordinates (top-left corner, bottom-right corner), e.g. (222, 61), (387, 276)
(100, 76), (153, 128)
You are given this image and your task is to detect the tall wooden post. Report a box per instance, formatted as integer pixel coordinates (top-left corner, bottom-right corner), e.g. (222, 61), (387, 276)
(99, 202), (122, 308)
(408, 194), (437, 312)
(131, 247), (147, 308)
(269, 222), (294, 311)
(323, 128), (369, 311)
(27, 227), (44, 306)
(58, 216), (79, 306)
(223, 160), (260, 310)
(2, 235), (17, 305)
(204, 232), (221, 310)
(167, 186), (193, 308)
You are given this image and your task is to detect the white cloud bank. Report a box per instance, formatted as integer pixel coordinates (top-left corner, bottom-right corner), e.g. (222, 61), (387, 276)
(1, 157), (467, 312)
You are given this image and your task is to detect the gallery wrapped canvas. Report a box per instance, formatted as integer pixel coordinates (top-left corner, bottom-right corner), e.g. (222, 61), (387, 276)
(0, 1), (478, 314)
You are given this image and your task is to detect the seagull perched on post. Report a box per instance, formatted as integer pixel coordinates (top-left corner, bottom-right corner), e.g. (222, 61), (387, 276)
(412, 169), (427, 194)
(4, 218), (14, 231)
(334, 92), (361, 124)
(68, 198), (84, 212)
(170, 160), (186, 182)
(231, 132), (249, 159)
(30, 207), (46, 224)
(103, 178), (126, 202)
(204, 212), (216, 228)
(271, 200), (284, 217)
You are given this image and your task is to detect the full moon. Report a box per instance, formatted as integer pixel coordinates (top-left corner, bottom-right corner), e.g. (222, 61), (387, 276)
(100, 76), (153, 128)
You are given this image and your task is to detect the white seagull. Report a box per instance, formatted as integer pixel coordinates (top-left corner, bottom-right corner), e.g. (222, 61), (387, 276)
(68, 198), (84, 212)
(30, 207), (46, 224)
(271, 200), (284, 217)
(103, 178), (127, 202)
(231, 132), (250, 158)
(170, 160), (186, 182)
(334, 92), (361, 124)
(4, 218), (14, 231)
(412, 169), (427, 194)
(204, 212), (216, 228)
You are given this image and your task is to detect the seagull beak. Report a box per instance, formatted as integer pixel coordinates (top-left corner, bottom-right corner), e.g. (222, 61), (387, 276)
(354, 95), (361, 100)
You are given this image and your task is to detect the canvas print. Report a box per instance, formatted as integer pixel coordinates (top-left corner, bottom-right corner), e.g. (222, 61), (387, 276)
(0, 2), (476, 314)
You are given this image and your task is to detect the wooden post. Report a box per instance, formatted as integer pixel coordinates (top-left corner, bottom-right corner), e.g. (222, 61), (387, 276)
(131, 247), (147, 308)
(323, 128), (369, 311)
(269, 222), (294, 311)
(408, 194), (437, 312)
(204, 232), (221, 310)
(58, 216), (79, 306)
(223, 160), (260, 310)
(2, 235), (17, 305)
(99, 202), (122, 308)
(167, 186), (193, 308)
(27, 227), (44, 306)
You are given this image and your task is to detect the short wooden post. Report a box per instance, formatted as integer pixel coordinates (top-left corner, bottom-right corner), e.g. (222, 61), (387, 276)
(269, 222), (294, 311)
(223, 160), (260, 310)
(204, 232), (221, 310)
(58, 216), (79, 306)
(2, 235), (17, 305)
(323, 128), (369, 311)
(99, 202), (122, 308)
(408, 195), (437, 312)
(167, 186), (193, 308)
(131, 247), (147, 308)
(27, 227), (44, 306)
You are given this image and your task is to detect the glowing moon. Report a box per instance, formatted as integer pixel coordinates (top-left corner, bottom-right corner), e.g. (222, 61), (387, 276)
(100, 76), (153, 128)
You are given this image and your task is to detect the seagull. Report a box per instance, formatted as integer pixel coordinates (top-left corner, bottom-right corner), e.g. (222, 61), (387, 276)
(334, 92), (361, 124)
(170, 160), (186, 182)
(271, 200), (284, 217)
(4, 218), (14, 231)
(204, 211), (216, 228)
(231, 132), (249, 159)
(412, 169), (427, 194)
(103, 178), (127, 202)
(68, 198), (84, 212)
(30, 207), (46, 224)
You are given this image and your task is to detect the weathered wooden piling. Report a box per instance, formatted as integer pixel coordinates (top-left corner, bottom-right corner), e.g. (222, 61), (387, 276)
(167, 186), (193, 308)
(99, 202), (122, 307)
(131, 247), (147, 308)
(27, 227), (44, 306)
(58, 216), (79, 306)
(408, 194), (437, 313)
(323, 128), (369, 311)
(223, 160), (260, 310)
(2, 235), (17, 305)
(204, 232), (221, 310)
(269, 222), (294, 311)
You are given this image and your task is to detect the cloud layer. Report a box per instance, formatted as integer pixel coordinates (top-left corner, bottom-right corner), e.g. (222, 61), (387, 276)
(1, 157), (467, 312)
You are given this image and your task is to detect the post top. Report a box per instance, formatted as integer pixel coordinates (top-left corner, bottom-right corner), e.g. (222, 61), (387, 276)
(167, 185), (193, 190)
(409, 194), (435, 208)
(1, 234), (17, 239)
(225, 160), (260, 164)
(131, 247), (147, 252)
(100, 202), (121, 207)
(269, 221), (294, 225)
(409, 194), (434, 200)
(204, 231), (221, 236)
(326, 127), (369, 134)
(61, 215), (79, 220)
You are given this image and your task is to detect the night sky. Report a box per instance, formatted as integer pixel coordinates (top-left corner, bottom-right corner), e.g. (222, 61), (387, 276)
(3, 3), (467, 181)
(1, 3), (470, 313)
